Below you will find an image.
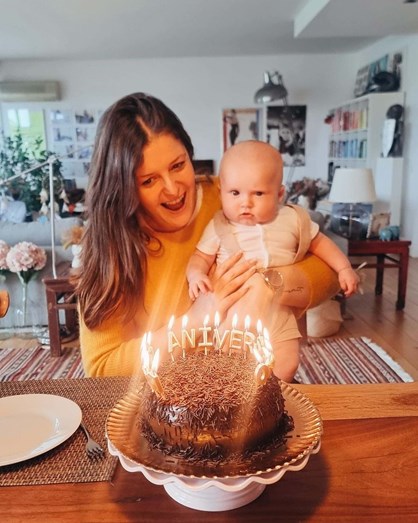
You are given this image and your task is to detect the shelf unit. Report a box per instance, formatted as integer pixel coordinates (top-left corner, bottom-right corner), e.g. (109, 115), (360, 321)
(328, 92), (404, 172)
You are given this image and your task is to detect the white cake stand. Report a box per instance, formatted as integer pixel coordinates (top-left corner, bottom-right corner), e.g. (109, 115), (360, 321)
(106, 383), (323, 512)
(108, 438), (321, 512)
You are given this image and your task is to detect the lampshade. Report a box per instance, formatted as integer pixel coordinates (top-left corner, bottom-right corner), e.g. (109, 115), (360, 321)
(254, 71), (288, 104)
(329, 168), (377, 203)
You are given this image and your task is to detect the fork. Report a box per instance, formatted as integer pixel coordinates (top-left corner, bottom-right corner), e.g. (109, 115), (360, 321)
(80, 422), (104, 458)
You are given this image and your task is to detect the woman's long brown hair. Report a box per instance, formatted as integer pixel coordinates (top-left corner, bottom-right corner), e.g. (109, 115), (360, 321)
(75, 93), (194, 329)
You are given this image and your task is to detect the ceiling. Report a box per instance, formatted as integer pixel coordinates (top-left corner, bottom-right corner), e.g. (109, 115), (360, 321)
(0, 0), (417, 61)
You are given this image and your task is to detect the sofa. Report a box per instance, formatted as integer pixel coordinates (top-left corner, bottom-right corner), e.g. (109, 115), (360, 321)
(0, 217), (82, 330)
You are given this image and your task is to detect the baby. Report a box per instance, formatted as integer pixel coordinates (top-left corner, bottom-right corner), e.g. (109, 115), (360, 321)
(187, 140), (359, 381)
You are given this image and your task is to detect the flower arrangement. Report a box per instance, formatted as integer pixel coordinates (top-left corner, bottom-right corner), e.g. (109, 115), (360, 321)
(0, 240), (10, 281)
(6, 241), (47, 284)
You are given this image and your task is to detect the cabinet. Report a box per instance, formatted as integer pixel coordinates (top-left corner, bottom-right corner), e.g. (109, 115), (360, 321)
(328, 92), (404, 172)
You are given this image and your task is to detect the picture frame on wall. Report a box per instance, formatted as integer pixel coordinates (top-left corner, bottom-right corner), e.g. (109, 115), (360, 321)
(266, 105), (306, 167)
(48, 107), (100, 187)
(222, 108), (261, 151)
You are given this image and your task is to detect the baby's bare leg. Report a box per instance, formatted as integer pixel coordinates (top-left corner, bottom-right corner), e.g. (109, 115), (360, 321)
(223, 274), (300, 381)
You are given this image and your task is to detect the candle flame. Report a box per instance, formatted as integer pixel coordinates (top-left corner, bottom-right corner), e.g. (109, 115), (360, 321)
(151, 348), (160, 375)
(257, 319), (263, 334)
(203, 314), (209, 326)
(141, 343), (150, 370)
(244, 315), (251, 330)
(214, 311), (220, 327)
(232, 313), (238, 329)
(168, 315), (175, 330)
(182, 315), (188, 329)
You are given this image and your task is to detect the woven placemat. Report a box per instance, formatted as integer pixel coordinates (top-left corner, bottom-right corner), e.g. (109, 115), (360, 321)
(0, 376), (131, 486)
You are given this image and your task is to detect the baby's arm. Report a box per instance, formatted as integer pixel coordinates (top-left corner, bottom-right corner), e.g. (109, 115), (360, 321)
(309, 232), (359, 296)
(186, 249), (217, 300)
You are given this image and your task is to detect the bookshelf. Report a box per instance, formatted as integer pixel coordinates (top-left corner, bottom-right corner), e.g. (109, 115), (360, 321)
(328, 92), (404, 172)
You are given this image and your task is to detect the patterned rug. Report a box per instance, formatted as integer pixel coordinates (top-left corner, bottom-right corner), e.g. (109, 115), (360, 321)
(0, 337), (414, 383)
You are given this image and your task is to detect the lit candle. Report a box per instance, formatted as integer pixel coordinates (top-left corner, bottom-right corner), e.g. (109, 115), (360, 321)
(256, 320), (264, 352)
(252, 343), (272, 386)
(167, 315), (179, 360)
(198, 314), (212, 355)
(229, 313), (243, 355)
(213, 311), (229, 353)
(140, 343), (165, 398)
(243, 315), (251, 359)
(181, 315), (195, 357)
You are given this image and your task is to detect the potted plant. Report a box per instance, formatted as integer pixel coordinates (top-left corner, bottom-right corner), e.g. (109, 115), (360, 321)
(0, 131), (64, 218)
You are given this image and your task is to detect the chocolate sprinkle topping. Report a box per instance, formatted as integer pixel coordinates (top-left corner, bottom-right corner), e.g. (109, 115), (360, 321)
(137, 352), (292, 464)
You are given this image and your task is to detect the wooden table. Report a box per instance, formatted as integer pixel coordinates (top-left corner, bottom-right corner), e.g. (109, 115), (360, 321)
(347, 239), (411, 310)
(1, 381), (417, 522)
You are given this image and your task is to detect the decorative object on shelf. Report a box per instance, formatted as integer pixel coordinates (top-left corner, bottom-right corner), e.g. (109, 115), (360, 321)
(329, 168), (377, 240)
(5, 241), (46, 336)
(379, 225), (400, 242)
(62, 224), (84, 268)
(382, 104), (404, 157)
(286, 177), (330, 210)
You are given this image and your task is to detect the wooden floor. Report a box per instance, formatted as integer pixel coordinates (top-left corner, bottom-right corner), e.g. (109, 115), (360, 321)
(339, 255), (418, 380)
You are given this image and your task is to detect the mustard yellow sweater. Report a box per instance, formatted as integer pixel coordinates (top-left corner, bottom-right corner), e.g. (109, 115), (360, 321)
(80, 179), (221, 377)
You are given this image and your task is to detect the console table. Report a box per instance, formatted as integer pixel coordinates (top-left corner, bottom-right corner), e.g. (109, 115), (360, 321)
(347, 238), (411, 310)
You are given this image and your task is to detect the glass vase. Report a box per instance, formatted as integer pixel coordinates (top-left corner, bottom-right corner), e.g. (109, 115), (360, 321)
(13, 274), (41, 339)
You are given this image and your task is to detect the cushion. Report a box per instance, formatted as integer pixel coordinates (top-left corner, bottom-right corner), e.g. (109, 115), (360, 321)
(0, 217), (82, 246)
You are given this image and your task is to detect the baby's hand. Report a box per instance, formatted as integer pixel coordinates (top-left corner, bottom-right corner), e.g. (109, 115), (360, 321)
(188, 274), (213, 300)
(338, 267), (360, 297)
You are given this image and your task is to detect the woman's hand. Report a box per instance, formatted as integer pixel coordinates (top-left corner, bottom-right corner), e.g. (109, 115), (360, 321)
(191, 252), (257, 321)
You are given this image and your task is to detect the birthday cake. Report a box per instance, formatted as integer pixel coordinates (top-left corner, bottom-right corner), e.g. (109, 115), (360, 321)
(138, 351), (293, 463)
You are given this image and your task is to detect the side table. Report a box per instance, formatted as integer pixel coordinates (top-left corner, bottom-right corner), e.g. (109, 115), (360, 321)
(43, 265), (78, 357)
(347, 238), (411, 310)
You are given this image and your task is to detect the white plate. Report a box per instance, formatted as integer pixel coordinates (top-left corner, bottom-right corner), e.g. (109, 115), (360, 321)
(0, 394), (82, 466)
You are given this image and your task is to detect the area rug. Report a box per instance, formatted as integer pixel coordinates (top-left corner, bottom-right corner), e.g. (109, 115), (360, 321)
(295, 336), (414, 384)
(0, 337), (414, 383)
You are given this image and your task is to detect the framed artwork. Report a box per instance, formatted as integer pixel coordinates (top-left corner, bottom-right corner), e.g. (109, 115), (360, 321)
(48, 107), (101, 187)
(222, 108), (261, 151)
(354, 51), (402, 97)
(266, 105), (306, 166)
(367, 212), (391, 239)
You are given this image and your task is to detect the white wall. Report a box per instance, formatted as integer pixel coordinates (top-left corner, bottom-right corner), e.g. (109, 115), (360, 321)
(1, 48), (416, 255)
(0, 54), (356, 179)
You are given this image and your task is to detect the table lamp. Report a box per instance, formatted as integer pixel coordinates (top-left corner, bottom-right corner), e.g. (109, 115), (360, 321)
(329, 168), (377, 239)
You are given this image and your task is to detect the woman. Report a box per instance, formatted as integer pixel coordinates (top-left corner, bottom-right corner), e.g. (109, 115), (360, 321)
(76, 93), (339, 378)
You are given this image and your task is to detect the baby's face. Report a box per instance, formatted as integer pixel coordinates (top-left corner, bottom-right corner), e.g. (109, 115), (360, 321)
(220, 160), (284, 226)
